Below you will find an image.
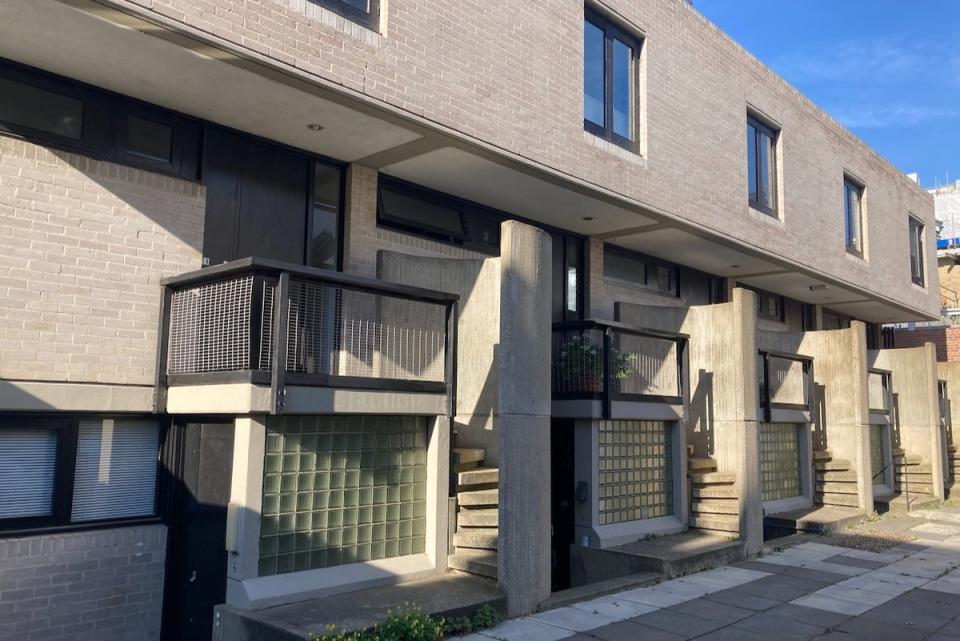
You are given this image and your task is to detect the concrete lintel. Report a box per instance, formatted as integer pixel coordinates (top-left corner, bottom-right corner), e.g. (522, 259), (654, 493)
(166, 383), (272, 414)
(0, 380), (153, 412)
(283, 387), (447, 415)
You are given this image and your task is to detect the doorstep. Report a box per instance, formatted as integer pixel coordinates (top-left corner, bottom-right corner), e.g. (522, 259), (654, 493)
(213, 573), (505, 641)
(764, 505), (864, 539)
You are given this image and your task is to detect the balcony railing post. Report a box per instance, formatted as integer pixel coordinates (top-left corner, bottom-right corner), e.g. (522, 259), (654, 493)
(602, 328), (612, 420)
(270, 272), (290, 415)
(679, 337), (690, 415)
(761, 352), (772, 423)
(153, 284), (173, 413)
(445, 300), (459, 418)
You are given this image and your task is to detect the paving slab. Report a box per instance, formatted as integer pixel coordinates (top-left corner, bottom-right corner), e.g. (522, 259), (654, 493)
(613, 586), (693, 608)
(569, 596), (657, 621)
(628, 609), (727, 639)
(729, 612), (825, 641)
(583, 620), (684, 641)
(530, 607), (619, 632)
(822, 554), (886, 570)
(790, 592), (872, 615)
(703, 587), (783, 611)
(910, 522), (960, 536)
(834, 617), (928, 641)
(761, 603), (851, 627)
(665, 597), (753, 626)
(693, 628), (768, 641)
(478, 618), (574, 641)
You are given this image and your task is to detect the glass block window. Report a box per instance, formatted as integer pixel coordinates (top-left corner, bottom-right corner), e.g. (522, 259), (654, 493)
(598, 420), (673, 525)
(259, 415), (428, 577)
(870, 425), (889, 487)
(759, 423), (802, 502)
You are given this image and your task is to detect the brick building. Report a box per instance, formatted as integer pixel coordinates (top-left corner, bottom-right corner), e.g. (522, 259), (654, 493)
(0, 1), (948, 640)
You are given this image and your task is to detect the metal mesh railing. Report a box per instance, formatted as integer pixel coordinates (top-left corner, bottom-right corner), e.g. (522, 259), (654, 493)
(868, 371), (891, 413)
(285, 279), (446, 382)
(553, 329), (605, 394)
(167, 275), (256, 374)
(758, 351), (811, 415)
(610, 332), (680, 397)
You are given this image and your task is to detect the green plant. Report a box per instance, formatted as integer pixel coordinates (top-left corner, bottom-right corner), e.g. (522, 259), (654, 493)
(314, 605), (500, 641)
(556, 335), (634, 389)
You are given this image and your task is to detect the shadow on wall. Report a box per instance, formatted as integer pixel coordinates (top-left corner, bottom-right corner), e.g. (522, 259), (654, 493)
(891, 392), (903, 449)
(811, 382), (827, 451)
(688, 369), (714, 457)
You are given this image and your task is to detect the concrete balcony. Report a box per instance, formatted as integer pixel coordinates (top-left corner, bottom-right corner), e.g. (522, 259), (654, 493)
(155, 257), (458, 417)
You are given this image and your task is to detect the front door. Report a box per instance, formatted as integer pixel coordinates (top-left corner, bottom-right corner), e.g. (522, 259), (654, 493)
(161, 420), (235, 641)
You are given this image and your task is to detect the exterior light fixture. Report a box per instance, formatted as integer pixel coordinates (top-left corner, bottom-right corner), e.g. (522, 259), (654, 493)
(307, 123), (324, 131)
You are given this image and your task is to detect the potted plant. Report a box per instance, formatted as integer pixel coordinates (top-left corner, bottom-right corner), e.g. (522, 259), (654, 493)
(556, 334), (634, 393)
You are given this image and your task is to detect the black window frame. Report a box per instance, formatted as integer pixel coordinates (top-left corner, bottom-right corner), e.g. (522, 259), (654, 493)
(583, 7), (641, 153)
(0, 414), (164, 537)
(909, 214), (926, 286)
(0, 58), (200, 181)
(843, 175), (865, 257)
(307, 158), (347, 272)
(739, 283), (786, 323)
(747, 114), (779, 217)
(602, 243), (681, 298)
(309, 0), (380, 31)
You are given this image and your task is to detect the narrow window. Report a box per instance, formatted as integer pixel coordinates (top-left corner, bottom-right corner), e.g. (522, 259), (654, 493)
(909, 215), (925, 286)
(125, 115), (174, 163)
(583, 9), (639, 150)
(844, 177), (864, 255)
(0, 76), (83, 141)
(0, 427), (58, 520)
(747, 115), (778, 215)
(309, 161), (343, 270)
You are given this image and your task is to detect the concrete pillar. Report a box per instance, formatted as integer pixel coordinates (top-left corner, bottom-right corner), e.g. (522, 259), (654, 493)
(923, 343), (947, 500)
(496, 220), (552, 616)
(849, 323), (874, 512)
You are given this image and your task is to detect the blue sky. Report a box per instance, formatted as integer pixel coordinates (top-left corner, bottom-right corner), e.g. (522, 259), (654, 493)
(695, 0), (960, 189)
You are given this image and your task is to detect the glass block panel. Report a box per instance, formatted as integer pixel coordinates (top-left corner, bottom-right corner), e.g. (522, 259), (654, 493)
(259, 415), (428, 576)
(597, 420), (673, 525)
(759, 422), (801, 502)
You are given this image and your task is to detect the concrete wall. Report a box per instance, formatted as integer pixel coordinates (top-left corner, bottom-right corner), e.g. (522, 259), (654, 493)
(0, 136), (205, 386)
(0, 524), (166, 641)
(757, 324), (873, 511)
(617, 288), (763, 553)
(939, 361), (960, 448)
(114, 0), (936, 317)
(871, 344), (945, 500)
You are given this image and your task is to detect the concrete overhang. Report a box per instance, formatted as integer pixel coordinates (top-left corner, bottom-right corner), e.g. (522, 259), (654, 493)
(0, 0), (936, 324)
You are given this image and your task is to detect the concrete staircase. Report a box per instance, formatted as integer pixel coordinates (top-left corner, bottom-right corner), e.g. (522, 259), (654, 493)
(876, 448), (935, 512)
(948, 445), (959, 492)
(688, 456), (739, 535)
(814, 450), (858, 508)
(447, 448), (498, 580)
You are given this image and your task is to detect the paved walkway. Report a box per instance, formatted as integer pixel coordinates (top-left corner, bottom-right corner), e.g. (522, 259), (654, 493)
(463, 506), (960, 641)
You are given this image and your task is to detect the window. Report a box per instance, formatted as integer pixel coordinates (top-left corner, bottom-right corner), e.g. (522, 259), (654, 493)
(376, 177), (501, 255)
(309, 161), (343, 270)
(844, 177), (864, 255)
(603, 244), (679, 296)
(0, 416), (160, 532)
(747, 115), (778, 215)
(583, 9), (639, 150)
(740, 284), (785, 322)
(309, 0), (379, 30)
(909, 215), (925, 286)
(0, 60), (200, 181)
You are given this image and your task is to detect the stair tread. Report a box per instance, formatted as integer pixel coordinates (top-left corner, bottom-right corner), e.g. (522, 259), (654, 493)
(691, 486), (738, 499)
(453, 530), (498, 551)
(688, 458), (717, 471)
(457, 467), (499, 486)
(689, 515), (740, 533)
(813, 450), (834, 461)
(448, 550), (498, 579)
(453, 448), (486, 464)
(690, 472), (736, 484)
(457, 488), (499, 507)
(458, 508), (498, 527)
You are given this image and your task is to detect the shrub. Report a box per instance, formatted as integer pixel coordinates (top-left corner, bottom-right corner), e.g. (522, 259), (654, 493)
(314, 604), (501, 641)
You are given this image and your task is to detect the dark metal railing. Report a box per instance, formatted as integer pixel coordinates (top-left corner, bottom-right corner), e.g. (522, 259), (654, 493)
(868, 368), (893, 414)
(758, 350), (813, 422)
(154, 257), (459, 414)
(552, 319), (688, 418)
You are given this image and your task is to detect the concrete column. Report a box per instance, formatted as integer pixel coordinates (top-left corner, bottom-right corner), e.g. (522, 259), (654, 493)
(849, 323), (874, 512)
(924, 343), (947, 500)
(496, 220), (552, 616)
(226, 415), (267, 593)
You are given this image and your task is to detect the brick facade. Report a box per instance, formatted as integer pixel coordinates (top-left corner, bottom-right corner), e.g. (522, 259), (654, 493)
(0, 137), (204, 385)
(893, 326), (960, 362)
(0, 524), (166, 641)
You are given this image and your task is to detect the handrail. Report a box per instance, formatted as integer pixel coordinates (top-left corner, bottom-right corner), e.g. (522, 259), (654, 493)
(758, 349), (813, 422)
(160, 256), (460, 304)
(552, 319), (690, 341)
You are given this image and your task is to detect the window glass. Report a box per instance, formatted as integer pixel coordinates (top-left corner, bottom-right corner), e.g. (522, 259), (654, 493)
(379, 186), (465, 238)
(341, 0), (369, 10)
(309, 162), (342, 270)
(126, 115), (173, 163)
(0, 76), (83, 140)
(747, 123), (758, 203)
(758, 130), (774, 209)
(747, 117), (777, 214)
(844, 180), (863, 252)
(583, 20), (606, 127)
(71, 418), (159, 522)
(565, 237), (580, 314)
(0, 428), (58, 519)
(909, 217), (924, 285)
(603, 245), (645, 284)
(612, 39), (632, 139)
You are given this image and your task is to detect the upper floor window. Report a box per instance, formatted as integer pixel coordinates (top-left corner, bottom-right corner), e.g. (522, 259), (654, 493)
(583, 9), (639, 151)
(747, 115), (778, 215)
(844, 177), (864, 256)
(909, 215), (925, 286)
(603, 244), (678, 296)
(310, 0), (379, 30)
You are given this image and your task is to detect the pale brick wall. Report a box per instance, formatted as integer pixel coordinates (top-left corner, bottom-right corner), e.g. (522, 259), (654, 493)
(0, 524), (166, 641)
(116, 0), (937, 318)
(0, 136), (205, 385)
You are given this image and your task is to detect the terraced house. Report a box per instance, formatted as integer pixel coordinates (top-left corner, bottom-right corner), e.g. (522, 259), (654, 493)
(0, 0), (950, 640)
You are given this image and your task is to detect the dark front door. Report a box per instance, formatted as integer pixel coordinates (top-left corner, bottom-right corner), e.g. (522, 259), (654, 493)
(161, 420), (235, 641)
(550, 418), (576, 591)
(202, 125), (310, 266)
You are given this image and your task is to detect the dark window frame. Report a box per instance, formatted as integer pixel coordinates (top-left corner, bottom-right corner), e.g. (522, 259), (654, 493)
(602, 243), (681, 298)
(0, 58), (200, 181)
(583, 7), (641, 153)
(307, 158), (347, 272)
(747, 114), (779, 216)
(308, 0), (380, 31)
(739, 283), (786, 323)
(843, 175), (865, 257)
(0, 414), (164, 537)
(909, 214), (925, 286)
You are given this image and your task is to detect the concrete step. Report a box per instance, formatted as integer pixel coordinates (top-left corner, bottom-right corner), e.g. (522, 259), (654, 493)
(457, 489), (499, 508)
(895, 484), (934, 494)
(894, 456), (923, 466)
(892, 447), (906, 456)
(816, 482), (859, 495)
(691, 485), (738, 499)
(688, 457), (717, 472)
(457, 508), (498, 527)
(690, 472), (736, 485)
(813, 450), (834, 461)
(816, 492), (859, 508)
(453, 528), (498, 551)
(875, 493), (935, 514)
(689, 514), (740, 533)
(454, 448), (485, 465)
(457, 467), (498, 487)
(448, 550), (497, 580)
(815, 460), (851, 471)
(691, 500), (739, 515)
(818, 471), (858, 483)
